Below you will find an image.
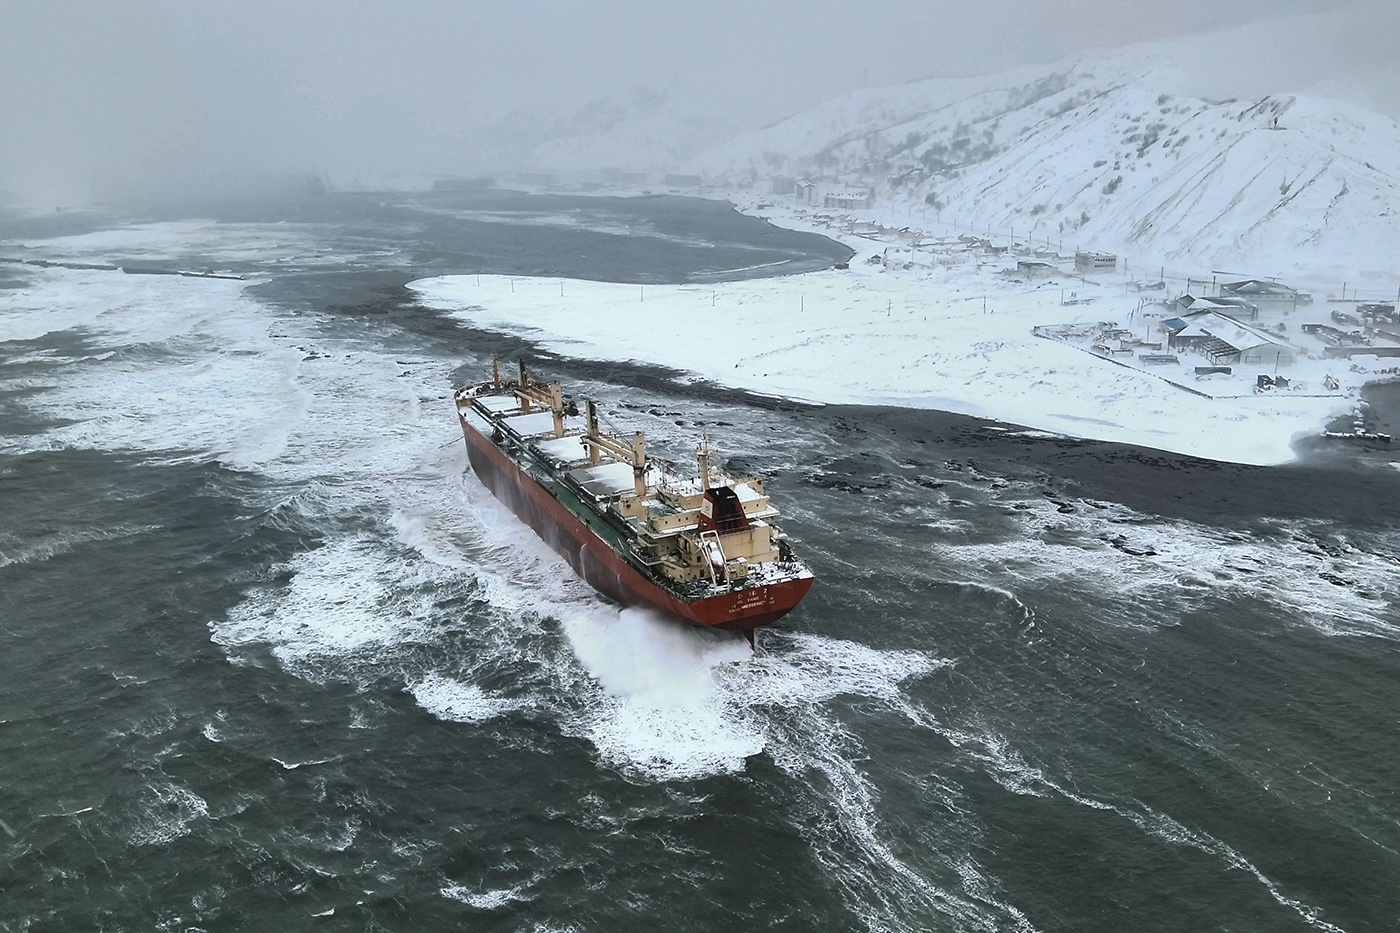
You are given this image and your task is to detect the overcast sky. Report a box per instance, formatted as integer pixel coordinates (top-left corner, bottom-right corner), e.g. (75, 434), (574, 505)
(0, 0), (1387, 205)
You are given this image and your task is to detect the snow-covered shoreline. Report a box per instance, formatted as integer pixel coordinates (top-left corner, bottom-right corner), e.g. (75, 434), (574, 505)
(410, 196), (1372, 466)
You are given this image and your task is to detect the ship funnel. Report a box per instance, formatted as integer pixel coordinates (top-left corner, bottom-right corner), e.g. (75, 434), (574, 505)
(697, 486), (750, 534)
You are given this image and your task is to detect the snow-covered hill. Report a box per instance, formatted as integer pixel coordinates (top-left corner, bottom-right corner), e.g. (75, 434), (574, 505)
(690, 50), (1400, 280)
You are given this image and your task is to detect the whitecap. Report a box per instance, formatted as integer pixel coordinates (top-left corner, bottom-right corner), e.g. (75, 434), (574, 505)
(410, 674), (526, 724)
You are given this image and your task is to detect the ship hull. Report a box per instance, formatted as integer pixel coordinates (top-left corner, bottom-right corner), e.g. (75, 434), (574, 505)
(460, 414), (812, 631)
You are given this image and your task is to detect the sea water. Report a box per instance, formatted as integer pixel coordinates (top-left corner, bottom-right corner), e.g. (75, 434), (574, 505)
(1, 189), (1396, 932)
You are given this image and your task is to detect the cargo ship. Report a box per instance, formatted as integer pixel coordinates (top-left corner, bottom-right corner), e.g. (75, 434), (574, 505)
(455, 360), (814, 644)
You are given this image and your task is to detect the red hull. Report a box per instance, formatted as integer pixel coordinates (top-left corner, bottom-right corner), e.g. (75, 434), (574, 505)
(460, 415), (812, 631)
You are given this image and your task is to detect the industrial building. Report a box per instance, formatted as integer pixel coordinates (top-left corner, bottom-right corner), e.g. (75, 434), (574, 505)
(1162, 311), (1296, 367)
(1218, 279), (1304, 313)
(1173, 294), (1259, 320)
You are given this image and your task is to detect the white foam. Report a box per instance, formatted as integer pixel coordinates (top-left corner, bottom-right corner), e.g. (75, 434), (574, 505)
(947, 493), (1400, 640)
(11, 219), (322, 267)
(0, 271), (307, 469)
(555, 606), (763, 780)
(270, 756), (341, 771)
(411, 674), (526, 724)
(127, 782), (209, 847)
(726, 641), (1031, 933)
(439, 883), (535, 909)
(0, 523), (157, 569)
(213, 535), (444, 672)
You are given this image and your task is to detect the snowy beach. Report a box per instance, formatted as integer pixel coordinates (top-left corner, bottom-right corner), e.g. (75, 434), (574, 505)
(410, 210), (1366, 465)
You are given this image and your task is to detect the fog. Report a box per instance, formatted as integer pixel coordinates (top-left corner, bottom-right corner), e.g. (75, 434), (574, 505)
(0, 0), (1391, 206)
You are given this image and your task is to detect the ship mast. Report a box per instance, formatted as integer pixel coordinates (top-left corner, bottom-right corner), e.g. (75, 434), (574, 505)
(582, 399), (648, 497)
(512, 359), (566, 436)
(697, 434), (716, 491)
(586, 401), (601, 465)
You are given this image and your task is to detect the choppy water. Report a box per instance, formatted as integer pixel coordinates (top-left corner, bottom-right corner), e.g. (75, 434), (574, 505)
(2, 189), (1397, 932)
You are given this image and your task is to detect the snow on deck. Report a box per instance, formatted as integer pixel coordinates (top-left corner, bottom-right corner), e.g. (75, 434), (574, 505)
(534, 434), (590, 463)
(475, 394), (523, 413)
(502, 411), (586, 438)
(567, 461), (640, 499)
(733, 481), (764, 503)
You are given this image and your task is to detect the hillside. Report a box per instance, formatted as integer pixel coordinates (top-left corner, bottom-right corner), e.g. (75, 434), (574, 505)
(689, 51), (1400, 281)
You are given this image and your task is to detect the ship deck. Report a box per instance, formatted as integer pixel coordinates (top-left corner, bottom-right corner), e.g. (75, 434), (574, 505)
(459, 383), (814, 601)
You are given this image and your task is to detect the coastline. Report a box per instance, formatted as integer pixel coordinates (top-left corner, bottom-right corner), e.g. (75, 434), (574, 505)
(408, 188), (1389, 466)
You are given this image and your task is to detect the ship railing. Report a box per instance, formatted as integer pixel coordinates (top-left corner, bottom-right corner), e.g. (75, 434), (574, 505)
(698, 530), (729, 587)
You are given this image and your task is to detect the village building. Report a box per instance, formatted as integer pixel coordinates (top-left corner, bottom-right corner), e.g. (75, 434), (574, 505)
(663, 174), (703, 187)
(1016, 259), (1057, 278)
(1162, 310), (1297, 367)
(1074, 250), (1118, 274)
(822, 188), (874, 210)
(789, 178), (873, 209)
(770, 176), (796, 195)
(1174, 294), (1259, 320)
(1218, 279), (1302, 313)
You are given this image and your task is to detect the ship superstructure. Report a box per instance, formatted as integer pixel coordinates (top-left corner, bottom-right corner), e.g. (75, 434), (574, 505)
(455, 360), (814, 643)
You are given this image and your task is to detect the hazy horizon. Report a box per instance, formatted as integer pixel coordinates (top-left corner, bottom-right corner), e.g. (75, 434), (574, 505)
(2, 0), (1394, 206)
